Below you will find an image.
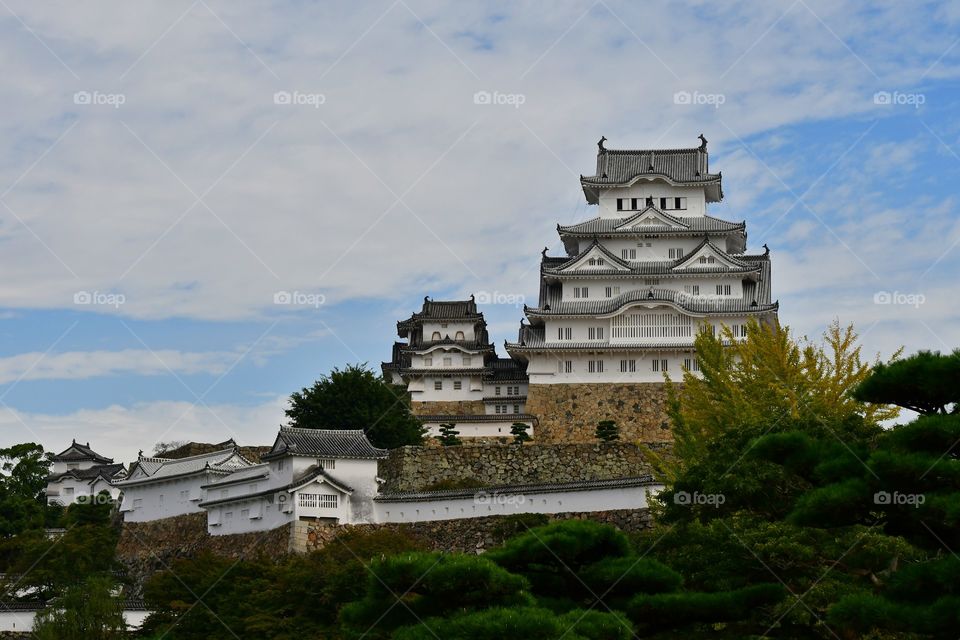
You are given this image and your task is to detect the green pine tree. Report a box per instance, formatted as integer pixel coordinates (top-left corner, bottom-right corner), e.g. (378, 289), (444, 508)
(436, 423), (462, 446)
(595, 419), (619, 442)
(510, 422), (531, 444)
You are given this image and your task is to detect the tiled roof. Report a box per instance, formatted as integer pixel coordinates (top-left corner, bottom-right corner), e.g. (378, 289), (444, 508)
(397, 297), (482, 330)
(376, 475), (657, 502)
(201, 463), (270, 488)
(581, 144), (722, 203)
(486, 357), (528, 382)
(262, 427), (388, 460)
(50, 440), (113, 464)
(558, 212), (744, 236)
(529, 284), (777, 317)
(115, 447), (250, 486)
(198, 466), (353, 508)
(401, 367), (490, 376)
(47, 463), (126, 483)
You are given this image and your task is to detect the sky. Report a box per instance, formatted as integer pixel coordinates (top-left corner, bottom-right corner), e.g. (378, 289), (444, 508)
(1, 0), (958, 464)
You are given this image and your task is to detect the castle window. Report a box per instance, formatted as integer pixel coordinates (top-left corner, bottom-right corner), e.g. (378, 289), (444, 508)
(715, 284), (731, 296)
(454, 380), (462, 390)
(462, 356), (471, 366)
(557, 360), (573, 373)
(225, 511), (233, 520)
(675, 197), (686, 210)
(699, 255), (716, 265)
(605, 285), (621, 298)
(631, 198), (640, 210)
(320, 494), (338, 509)
(683, 285), (700, 296)
(513, 405), (520, 414)
(644, 278), (660, 286)
(620, 359), (637, 372)
(684, 358), (701, 372)
(441, 323), (448, 328)
(668, 248), (684, 259)
(318, 458), (335, 470)
(573, 287), (589, 298)
(652, 359), (669, 372)
(434, 380), (442, 390)
(616, 198), (624, 211)
(431, 331), (441, 340)
(587, 360), (604, 373)
(455, 331), (465, 340)
(133, 498), (142, 509)
(646, 196), (654, 207)
(443, 357), (452, 366)
(621, 249), (637, 260)
(659, 197), (668, 209)
(424, 357), (433, 366)
(557, 327), (572, 340)
(495, 386), (501, 396)
(241, 509), (250, 519)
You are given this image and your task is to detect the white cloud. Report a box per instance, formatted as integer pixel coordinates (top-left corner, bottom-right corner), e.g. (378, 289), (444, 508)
(0, 396), (288, 465)
(0, 349), (237, 384)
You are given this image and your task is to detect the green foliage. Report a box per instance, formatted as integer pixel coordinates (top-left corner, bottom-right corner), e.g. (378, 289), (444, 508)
(64, 491), (115, 527)
(580, 556), (682, 603)
(486, 520), (631, 598)
(8, 524), (120, 599)
(595, 419), (619, 442)
(627, 583), (787, 632)
(392, 607), (633, 640)
(32, 576), (126, 640)
(511, 421), (531, 444)
(285, 363), (425, 449)
(853, 349), (960, 414)
(0, 442), (50, 537)
(489, 512), (550, 541)
(340, 552), (531, 635)
(436, 422), (462, 446)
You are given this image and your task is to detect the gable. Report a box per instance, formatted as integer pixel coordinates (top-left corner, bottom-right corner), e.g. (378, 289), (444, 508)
(673, 241), (745, 271)
(557, 244), (630, 273)
(614, 207), (689, 232)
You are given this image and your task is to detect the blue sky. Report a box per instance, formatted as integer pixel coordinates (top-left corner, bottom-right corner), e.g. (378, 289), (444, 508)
(1, 0), (959, 462)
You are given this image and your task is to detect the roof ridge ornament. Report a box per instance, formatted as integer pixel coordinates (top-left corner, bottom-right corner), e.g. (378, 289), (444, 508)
(698, 133), (708, 151)
(597, 136), (607, 152)
(542, 246), (548, 258)
(763, 243), (770, 256)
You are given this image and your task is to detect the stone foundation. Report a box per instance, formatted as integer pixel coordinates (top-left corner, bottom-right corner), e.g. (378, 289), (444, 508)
(411, 399), (486, 416)
(378, 442), (666, 493)
(525, 382), (672, 443)
(296, 508), (654, 554)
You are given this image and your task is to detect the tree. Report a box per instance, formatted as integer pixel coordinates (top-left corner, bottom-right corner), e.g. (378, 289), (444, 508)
(339, 552), (531, 635)
(33, 576), (126, 640)
(285, 364), (425, 449)
(510, 422), (531, 444)
(852, 349), (960, 415)
(0, 443), (50, 537)
(436, 423), (462, 446)
(595, 420), (619, 442)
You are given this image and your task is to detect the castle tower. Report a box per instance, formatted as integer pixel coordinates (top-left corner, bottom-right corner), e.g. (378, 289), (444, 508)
(383, 296), (534, 439)
(505, 136), (778, 442)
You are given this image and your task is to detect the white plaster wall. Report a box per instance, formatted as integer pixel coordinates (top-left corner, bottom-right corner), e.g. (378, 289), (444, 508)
(597, 184), (706, 218)
(421, 419), (533, 439)
(206, 495), (292, 535)
(375, 484), (663, 523)
(415, 376), (485, 402)
(558, 274), (745, 302)
(421, 321), (475, 341)
(119, 473), (214, 522)
(50, 458), (97, 474)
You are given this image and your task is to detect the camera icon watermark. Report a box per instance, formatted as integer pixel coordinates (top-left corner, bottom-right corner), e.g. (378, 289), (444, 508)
(473, 90), (526, 109)
(873, 91), (925, 108)
(75, 492), (116, 506)
(475, 490), (526, 506)
(73, 290), (125, 309)
(874, 491), (925, 508)
(474, 290), (525, 308)
(673, 90), (725, 109)
(873, 290), (925, 308)
(73, 90), (126, 109)
(273, 290), (326, 308)
(274, 90), (326, 108)
(673, 491), (725, 507)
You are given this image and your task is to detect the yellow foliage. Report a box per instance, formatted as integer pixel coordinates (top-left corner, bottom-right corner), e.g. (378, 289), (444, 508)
(643, 319), (900, 484)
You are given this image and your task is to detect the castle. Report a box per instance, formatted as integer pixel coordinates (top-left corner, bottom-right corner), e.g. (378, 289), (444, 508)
(385, 136), (778, 441)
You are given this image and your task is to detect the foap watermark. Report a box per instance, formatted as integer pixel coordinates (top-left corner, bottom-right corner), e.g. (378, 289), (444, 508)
(874, 290), (925, 308)
(873, 91), (925, 108)
(274, 90), (326, 108)
(74, 493), (116, 506)
(475, 490), (526, 506)
(874, 491), (925, 508)
(673, 90), (725, 109)
(474, 290), (525, 307)
(273, 290), (326, 308)
(673, 491), (725, 507)
(74, 90), (126, 109)
(74, 290), (125, 309)
(473, 90), (525, 109)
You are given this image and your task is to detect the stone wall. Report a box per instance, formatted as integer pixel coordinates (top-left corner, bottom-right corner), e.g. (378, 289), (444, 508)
(378, 442), (667, 492)
(525, 382), (673, 443)
(297, 508), (654, 554)
(411, 399), (486, 416)
(116, 513), (291, 594)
